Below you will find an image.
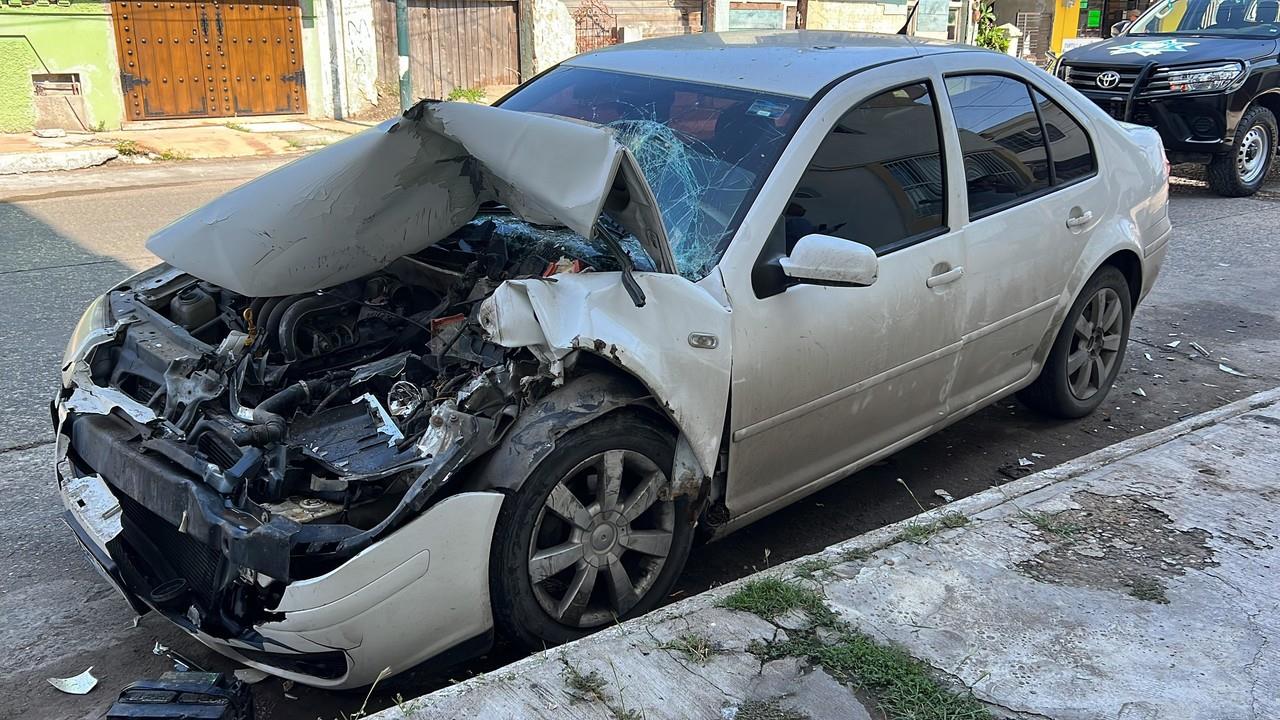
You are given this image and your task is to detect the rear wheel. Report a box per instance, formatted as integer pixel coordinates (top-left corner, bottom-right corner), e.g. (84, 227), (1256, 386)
(1018, 266), (1132, 418)
(1207, 105), (1276, 197)
(490, 412), (694, 648)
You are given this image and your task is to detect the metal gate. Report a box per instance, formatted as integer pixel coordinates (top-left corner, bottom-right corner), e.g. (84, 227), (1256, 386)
(373, 0), (520, 102)
(111, 0), (306, 120)
(572, 0), (618, 53)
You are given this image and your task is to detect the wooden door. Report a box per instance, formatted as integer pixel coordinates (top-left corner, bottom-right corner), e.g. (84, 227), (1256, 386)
(218, 0), (306, 115)
(373, 0), (520, 102)
(111, 0), (305, 119)
(112, 1), (212, 119)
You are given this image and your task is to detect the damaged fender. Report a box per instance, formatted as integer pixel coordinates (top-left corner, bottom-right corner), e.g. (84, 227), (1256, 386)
(478, 272), (731, 479)
(147, 102), (673, 298)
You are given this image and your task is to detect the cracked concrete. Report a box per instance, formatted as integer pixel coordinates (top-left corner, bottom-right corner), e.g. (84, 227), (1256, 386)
(375, 388), (1280, 720)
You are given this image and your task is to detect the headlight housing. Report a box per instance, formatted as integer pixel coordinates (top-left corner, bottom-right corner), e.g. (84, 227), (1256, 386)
(61, 294), (114, 387)
(1150, 62), (1247, 94)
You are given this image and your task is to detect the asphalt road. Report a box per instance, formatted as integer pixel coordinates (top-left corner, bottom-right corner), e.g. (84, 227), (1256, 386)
(1, 158), (1277, 720)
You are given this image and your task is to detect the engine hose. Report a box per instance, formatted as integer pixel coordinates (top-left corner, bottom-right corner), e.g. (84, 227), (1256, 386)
(277, 295), (351, 362)
(229, 380), (320, 446)
(262, 294), (308, 353)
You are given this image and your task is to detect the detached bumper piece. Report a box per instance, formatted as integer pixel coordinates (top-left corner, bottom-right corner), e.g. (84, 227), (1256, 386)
(106, 671), (253, 720)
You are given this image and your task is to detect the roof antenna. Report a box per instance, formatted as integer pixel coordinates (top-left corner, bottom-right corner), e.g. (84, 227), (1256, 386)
(897, 2), (918, 33)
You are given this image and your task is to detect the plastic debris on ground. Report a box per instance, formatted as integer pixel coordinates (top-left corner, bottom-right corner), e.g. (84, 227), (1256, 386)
(1134, 387), (1147, 397)
(1165, 340), (1182, 348)
(232, 667), (270, 684)
(47, 667), (98, 695)
(934, 488), (955, 503)
(105, 671), (252, 720)
(1018, 457), (1035, 466)
(1190, 341), (1211, 357)
(1219, 363), (1248, 377)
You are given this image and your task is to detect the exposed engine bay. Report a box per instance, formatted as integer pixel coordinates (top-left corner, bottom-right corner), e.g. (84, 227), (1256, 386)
(61, 213), (647, 636)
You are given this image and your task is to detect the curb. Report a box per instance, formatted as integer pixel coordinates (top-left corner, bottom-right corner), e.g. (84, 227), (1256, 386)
(395, 385), (1280, 711)
(0, 148), (118, 175)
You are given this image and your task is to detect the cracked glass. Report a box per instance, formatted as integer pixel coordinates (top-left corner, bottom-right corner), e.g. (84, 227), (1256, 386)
(499, 66), (803, 280)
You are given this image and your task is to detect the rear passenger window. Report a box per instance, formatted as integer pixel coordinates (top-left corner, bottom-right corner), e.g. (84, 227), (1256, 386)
(945, 75), (1050, 218)
(782, 82), (945, 255)
(1033, 91), (1096, 183)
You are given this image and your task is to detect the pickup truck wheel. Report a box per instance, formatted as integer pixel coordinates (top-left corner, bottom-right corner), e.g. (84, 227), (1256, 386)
(1018, 266), (1132, 419)
(490, 412), (694, 648)
(1207, 105), (1276, 197)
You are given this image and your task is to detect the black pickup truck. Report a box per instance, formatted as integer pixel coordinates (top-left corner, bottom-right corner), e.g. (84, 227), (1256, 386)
(1056, 0), (1280, 196)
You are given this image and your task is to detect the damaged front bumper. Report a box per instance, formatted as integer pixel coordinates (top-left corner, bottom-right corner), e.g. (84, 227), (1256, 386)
(54, 395), (504, 689)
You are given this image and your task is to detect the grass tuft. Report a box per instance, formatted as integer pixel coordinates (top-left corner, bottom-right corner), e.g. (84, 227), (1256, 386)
(792, 558), (833, 580)
(155, 148), (189, 161)
(1022, 510), (1086, 539)
(113, 139), (143, 156)
(446, 86), (487, 103)
(721, 578), (834, 624)
(894, 512), (970, 545)
(658, 633), (718, 664)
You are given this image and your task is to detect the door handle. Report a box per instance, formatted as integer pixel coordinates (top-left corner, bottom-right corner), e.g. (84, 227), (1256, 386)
(1065, 210), (1094, 229)
(926, 265), (964, 288)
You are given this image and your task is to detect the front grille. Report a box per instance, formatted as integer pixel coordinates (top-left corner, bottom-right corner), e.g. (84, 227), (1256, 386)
(1063, 64), (1143, 94)
(117, 490), (223, 607)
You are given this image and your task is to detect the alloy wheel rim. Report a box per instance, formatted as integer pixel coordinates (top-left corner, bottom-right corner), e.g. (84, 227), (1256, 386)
(529, 449), (675, 628)
(1067, 287), (1123, 401)
(1237, 126), (1269, 184)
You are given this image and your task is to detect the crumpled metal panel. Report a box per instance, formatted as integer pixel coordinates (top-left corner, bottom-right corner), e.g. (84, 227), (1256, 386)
(146, 101), (673, 298)
(479, 272), (731, 476)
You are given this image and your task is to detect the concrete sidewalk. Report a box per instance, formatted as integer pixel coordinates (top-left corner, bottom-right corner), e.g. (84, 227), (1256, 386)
(380, 387), (1280, 720)
(0, 117), (372, 174)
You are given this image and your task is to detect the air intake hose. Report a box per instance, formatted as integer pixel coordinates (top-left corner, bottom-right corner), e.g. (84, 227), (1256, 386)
(230, 380), (318, 446)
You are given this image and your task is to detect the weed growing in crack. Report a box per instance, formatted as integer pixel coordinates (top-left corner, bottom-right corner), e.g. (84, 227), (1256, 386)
(562, 661), (645, 720)
(894, 512), (970, 545)
(1022, 510), (1086, 539)
(734, 697), (810, 720)
(659, 633), (719, 664)
(793, 558), (833, 580)
(840, 547), (873, 562)
(729, 578), (992, 720)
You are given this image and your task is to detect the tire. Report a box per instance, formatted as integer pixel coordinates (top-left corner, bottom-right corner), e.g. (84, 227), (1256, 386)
(489, 411), (695, 648)
(1206, 105), (1277, 197)
(1018, 266), (1132, 419)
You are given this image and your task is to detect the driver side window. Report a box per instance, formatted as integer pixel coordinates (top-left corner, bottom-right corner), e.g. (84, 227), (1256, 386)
(781, 82), (947, 256)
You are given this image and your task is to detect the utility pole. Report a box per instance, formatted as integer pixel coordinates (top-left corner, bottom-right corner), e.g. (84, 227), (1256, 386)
(396, 0), (411, 111)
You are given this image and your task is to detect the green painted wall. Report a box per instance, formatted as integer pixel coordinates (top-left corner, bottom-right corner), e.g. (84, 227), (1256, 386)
(0, 0), (124, 132)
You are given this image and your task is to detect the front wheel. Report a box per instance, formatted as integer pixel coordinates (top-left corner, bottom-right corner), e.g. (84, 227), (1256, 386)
(1018, 266), (1132, 419)
(1207, 105), (1277, 197)
(489, 412), (695, 648)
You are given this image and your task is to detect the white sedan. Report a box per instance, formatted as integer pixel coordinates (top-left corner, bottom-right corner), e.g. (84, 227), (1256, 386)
(53, 30), (1170, 688)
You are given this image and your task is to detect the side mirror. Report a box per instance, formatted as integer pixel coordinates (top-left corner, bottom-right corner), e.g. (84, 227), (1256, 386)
(779, 234), (878, 287)
(1110, 20), (1131, 36)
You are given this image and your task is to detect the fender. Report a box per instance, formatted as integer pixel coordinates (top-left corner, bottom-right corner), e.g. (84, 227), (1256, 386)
(477, 271), (733, 479)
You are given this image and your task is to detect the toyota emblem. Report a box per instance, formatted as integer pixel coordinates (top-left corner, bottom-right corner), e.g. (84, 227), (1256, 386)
(1096, 70), (1122, 89)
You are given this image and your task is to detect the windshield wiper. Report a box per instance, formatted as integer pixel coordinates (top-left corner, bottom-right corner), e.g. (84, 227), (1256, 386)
(596, 222), (646, 308)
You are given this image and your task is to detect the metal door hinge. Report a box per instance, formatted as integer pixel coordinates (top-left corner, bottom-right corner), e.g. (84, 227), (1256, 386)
(120, 72), (150, 94)
(282, 70), (306, 87)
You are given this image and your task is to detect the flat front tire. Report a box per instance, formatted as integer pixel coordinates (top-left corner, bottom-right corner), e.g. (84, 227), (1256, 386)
(489, 412), (695, 648)
(1019, 266), (1132, 419)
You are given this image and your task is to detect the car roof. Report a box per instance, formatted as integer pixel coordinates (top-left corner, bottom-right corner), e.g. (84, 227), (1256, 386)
(563, 30), (986, 98)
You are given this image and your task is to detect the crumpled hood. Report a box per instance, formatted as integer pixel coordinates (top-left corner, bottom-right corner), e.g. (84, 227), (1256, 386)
(147, 101), (675, 297)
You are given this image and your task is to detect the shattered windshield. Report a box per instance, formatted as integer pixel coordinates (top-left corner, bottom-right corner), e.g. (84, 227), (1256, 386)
(498, 66), (803, 280)
(1129, 0), (1280, 37)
